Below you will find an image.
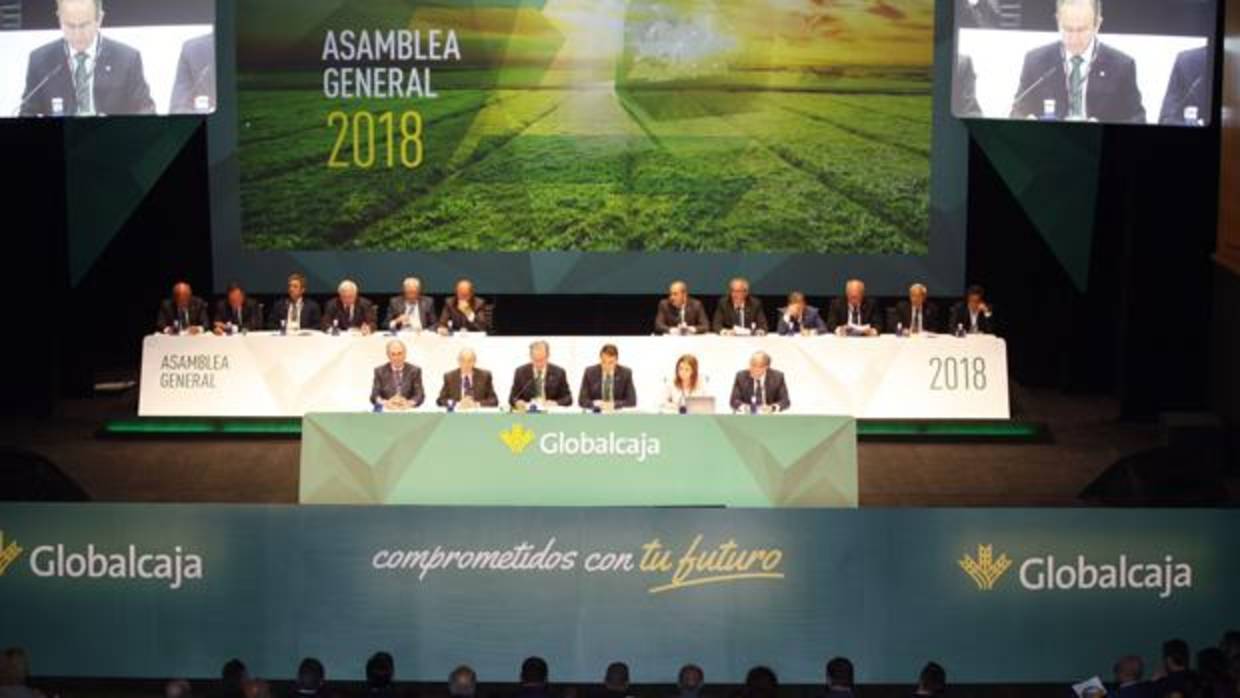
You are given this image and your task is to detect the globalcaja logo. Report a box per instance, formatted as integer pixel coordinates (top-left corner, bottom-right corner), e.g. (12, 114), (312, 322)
(0, 530), (24, 576)
(500, 424), (536, 454)
(959, 544), (1011, 590)
(959, 543), (1194, 598)
(500, 424), (663, 462)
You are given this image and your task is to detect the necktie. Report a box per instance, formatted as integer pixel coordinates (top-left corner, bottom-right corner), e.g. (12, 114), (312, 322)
(393, 368), (402, 393)
(1068, 55), (1085, 118)
(603, 373), (614, 402)
(289, 301), (297, 323)
(755, 379), (765, 405)
(679, 306), (685, 325)
(536, 370), (545, 400)
(737, 306), (745, 328)
(913, 308), (921, 333)
(462, 374), (472, 397)
(850, 306), (859, 325)
(180, 308), (189, 327)
(73, 52), (91, 115)
(235, 307), (243, 325)
(347, 305), (354, 324)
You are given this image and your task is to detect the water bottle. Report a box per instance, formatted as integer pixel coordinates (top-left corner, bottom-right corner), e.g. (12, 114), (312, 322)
(750, 393), (758, 415)
(896, 322), (904, 338)
(372, 401), (383, 413)
(279, 319), (287, 336)
(174, 317), (183, 336)
(331, 319), (340, 337)
(446, 399), (456, 413)
(1184, 105), (1200, 127)
(1041, 99), (1056, 121)
(226, 322), (235, 336)
(447, 318), (454, 335)
(955, 323), (965, 338)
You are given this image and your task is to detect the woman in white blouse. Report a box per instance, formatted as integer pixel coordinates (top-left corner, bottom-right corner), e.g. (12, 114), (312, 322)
(661, 354), (710, 412)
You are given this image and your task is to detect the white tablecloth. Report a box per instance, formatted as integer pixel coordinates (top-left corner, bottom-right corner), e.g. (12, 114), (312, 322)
(139, 332), (1010, 418)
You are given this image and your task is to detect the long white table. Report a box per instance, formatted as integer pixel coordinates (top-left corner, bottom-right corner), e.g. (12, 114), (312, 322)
(139, 332), (1010, 418)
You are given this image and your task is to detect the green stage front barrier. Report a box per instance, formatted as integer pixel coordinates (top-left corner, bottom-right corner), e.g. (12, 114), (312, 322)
(299, 413), (858, 507)
(0, 505), (1234, 682)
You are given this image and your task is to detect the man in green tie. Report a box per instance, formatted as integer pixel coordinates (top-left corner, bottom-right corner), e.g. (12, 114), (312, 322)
(509, 340), (573, 411)
(19, 0), (155, 117)
(1008, 0), (1144, 123)
(578, 344), (637, 411)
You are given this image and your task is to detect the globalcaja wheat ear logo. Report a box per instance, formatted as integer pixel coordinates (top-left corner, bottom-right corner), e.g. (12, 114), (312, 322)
(500, 424), (536, 454)
(0, 530), (24, 576)
(959, 544), (1012, 590)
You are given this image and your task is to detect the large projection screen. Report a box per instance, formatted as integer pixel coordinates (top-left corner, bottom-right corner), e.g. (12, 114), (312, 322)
(207, 0), (967, 295)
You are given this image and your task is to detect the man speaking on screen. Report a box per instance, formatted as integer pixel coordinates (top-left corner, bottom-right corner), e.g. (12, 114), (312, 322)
(19, 0), (155, 117)
(1008, 0), (1144, 123)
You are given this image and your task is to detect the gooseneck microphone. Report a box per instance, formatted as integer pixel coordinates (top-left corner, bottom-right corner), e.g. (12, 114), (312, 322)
(1011, 64), (1061, 114)
(13, 62), (65, 116)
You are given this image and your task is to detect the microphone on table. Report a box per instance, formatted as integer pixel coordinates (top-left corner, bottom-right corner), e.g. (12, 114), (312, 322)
(14, 62), (65, 117)
(1011, 64), (1061, 115)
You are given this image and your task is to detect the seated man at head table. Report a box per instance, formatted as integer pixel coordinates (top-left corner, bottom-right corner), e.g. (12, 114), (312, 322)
(776, 291), (826, 335)
(322, 279), (377, 334)
(1159, 44), (1211, 126)
(384, 276), (437, 332)
(1008, 0), (1144, 123)
(438, 278), (492, 334)
(578, 344), (637, 411)
(509, 340), (573, 411)
(268, 272), (321, 331)
(660, 354), (710, 413)
(212, 282), (263, 335)
(729, 351), (790, 413)
(156, 281), (209, 335)
(712, 277), (768, 335)
(19, 0), (155, 117)
(654, 280), (710, 335)
(889, 282), (940, 335)
(370, 339), (425, 411)
(826, 278), (882, 336)
(436, 347), (499, 409)
(948, 284), (997, 335)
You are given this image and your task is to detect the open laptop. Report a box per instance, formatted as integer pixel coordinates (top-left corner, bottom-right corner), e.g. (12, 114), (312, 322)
(684, 396), (716, 414)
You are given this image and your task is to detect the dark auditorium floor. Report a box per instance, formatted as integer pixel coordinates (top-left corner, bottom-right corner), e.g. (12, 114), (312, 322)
(3, 384), (1222, 507)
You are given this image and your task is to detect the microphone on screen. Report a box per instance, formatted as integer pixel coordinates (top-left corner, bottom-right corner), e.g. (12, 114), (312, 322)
(14, 62), (65, 117)
(1011, 64), (1061, 115)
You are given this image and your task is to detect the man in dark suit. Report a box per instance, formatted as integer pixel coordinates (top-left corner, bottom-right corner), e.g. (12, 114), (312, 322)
(655, 280), (710, 335)
(889, 283), (940, 335)
(1152, 639), (1196, 698)
(437, 348), (499, 408)
(322, 279), (377, 333)
(953, 54), (983, 118)
(509, 340), (572, 409)
(729, 351), (790, 413)
(156, 281), (209, 334)
(268, 272), (322, 330)
(776, 291), (826, 335)
(20, 0), (154, 117)
(512, 657), (554, 698)
(438, 278), (492, 333)
(384, 276), (436, 331)
(1159, 45), (1211, 126)
(712, 277), (768, 334)
(826, 657), (856, 697)
(578, 344), (637, 410)
(912, 661), (946, 696)
(169, 32), (215, 114)
(1110, 655), (1153, 698)
(826, 279), (882, 335)
(212, 283), (262, 334)
(948, 284), (997, 335)
(370, 340), (424, 409)
(1009, 0), (1144, 123)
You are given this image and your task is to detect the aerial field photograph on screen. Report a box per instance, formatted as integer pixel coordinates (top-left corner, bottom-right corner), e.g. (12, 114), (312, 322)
(236, 0), (933, 255)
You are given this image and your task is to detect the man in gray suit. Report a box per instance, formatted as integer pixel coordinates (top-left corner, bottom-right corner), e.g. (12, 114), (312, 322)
(370, 340), (425, 410)
(169, 32), (215, 114)
(384, 276), (437, 331)
(437, 348), (499, 408)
